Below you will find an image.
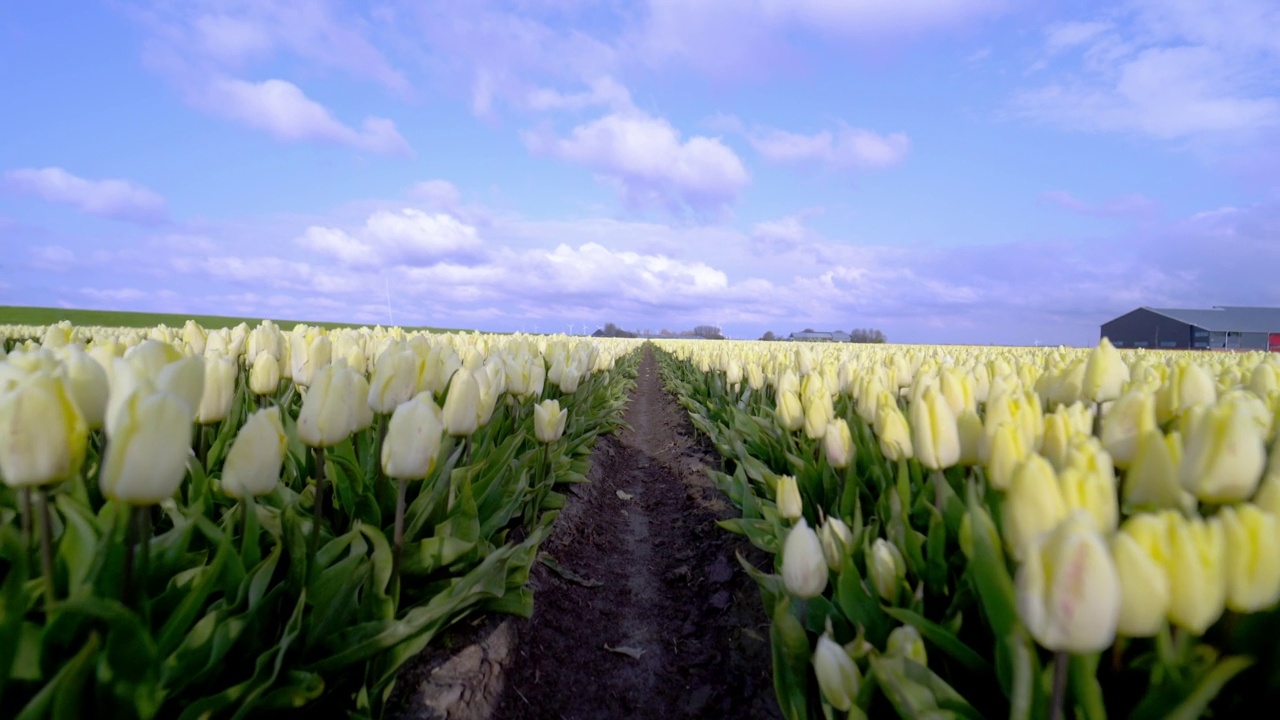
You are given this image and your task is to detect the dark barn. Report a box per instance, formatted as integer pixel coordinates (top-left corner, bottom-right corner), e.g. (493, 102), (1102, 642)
(1101, 306), (1280, 351)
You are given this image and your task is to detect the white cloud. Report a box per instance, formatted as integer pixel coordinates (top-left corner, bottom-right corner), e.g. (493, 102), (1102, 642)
(749, 126), (911, 170)
(1040, 190), (1158, 216)
(198, 77), (412, 155)
(136, 1), (409, 93)
(524, 76), (633, 112)
(636, 0), (1009, 76)
(1044, 21), (1114, 54)
(1015, 2), (1280, 139)
(3, 167), (167, 223)
(81, 287), (147, 302)
(29, 246), (77, 271)
(407, 180), (463, 211)
(524, 110), (750, 212)
(298, 209), (483, 267)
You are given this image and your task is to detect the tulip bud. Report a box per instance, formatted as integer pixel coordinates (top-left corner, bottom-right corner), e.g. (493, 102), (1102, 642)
(1058, 466), (1117, 534)
(296, 365), (356, 448)
(781, 518), (828, 598)
(819, 516), (853, 572)
(776, 390), (804, 433)
(887, 625), (928, 666)
(776, 474), (803, 520)
(441, 369), (481, 437)
(558, 365), (582, 394)
(1081, 337), (1129, 403)
(1219, 503), (1280, 613)
(1165, 513), (1226, 635)
(869, 538), (906, 602)
(221, 407), (287, 498)
(812, 632), (860, 712)
(0, 372), (89, 487)
(876, 403), (914, 462)
(1100, 391), (1157, 468)
(1002, 454), (1068, 560)
(1159, 360), (1216, 423)
(368, 350), (422, 414)
(182, 319), (207, 357)
(1124, 430), (1192, 511)
(1248, 362), (1279, 398)
(911, 385), (960, 470)
(197, 355), (237, 424)
(156, 356), (205, 418)
(348, 371), (374, 433)
(1111, 517), (1171, 637)
(938, 367), (975, 416)
(1180, 399), (1266, 503)
(381, 394), (445, 479)
(533, 398), (568, 443)
(824, 417), (854, 469)
(59, 346), (109, 430)
(1040, 412), (1073, 471)
(956, 408), (984, 466)
(1016, 512), (1121, 653)
(803, 391), (831, 440)
(100, 390), (194, 504)
(249, 351), (280, 396)
(986, 421), (1028, 492)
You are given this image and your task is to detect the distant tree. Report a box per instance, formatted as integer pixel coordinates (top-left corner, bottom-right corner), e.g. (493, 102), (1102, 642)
(761, 330), (777, 341)
(803, 328), (815, 333)
(849, 328), (887, 343)
(598, 322), (636, 338)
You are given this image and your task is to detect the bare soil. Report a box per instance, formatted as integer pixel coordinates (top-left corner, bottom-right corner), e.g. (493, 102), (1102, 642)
(390, 347), (779, 719)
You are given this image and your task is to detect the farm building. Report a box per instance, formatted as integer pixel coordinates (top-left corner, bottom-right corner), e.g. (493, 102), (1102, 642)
(1101, 306), (1280, 351)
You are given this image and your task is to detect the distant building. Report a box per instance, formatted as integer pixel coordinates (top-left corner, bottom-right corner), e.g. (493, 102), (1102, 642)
(787, 330), (852, 342)
(1101, 306), (1280, 351)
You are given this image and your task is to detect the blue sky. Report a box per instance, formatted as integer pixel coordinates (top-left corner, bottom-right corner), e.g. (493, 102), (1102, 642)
(2, 0), (1278, 345)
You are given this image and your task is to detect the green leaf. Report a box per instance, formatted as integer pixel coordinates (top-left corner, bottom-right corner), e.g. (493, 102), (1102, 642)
(16, 631), (100, 720)
(1130, 654), (1254, 720)
(964, 483), (1017, 639)
(869, 653), (984, 720)
(54, 494), (100, 598)
(0, 525), (32, 699)
(157, 524), (234, 656)
(882, 606), (993, 678)
(769, 598), (811, 720)
(835, 562), (891, 648)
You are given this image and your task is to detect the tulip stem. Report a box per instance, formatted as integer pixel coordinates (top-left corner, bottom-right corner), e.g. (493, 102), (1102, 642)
(375, 414), (388, 499)
(20, 486), (33, 549)
(390, 478), (408, 603)
(36, 489), (57, 612)
(1050, 650), (1068, 720)
(136, 505), (152, 620)
(309, 446), (327, 585)
(242, 494), (260, 569)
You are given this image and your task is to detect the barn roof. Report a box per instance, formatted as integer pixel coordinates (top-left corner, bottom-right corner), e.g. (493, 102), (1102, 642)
(1143, 306), (1280, 333)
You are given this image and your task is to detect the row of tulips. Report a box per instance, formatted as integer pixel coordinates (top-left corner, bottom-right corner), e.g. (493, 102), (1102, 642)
(0, 320), (640, 718)
(656, 338), (1280, 719)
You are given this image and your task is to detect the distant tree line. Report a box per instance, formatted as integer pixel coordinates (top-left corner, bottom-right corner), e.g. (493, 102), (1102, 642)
(758, 328), (888, 343)
(849, 328), (887, 343)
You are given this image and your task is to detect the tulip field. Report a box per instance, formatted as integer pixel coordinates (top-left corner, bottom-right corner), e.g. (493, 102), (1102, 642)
(656, 338), (1280, 719)
(6, 319), (1280, 719)
(0, 319), (639, 718)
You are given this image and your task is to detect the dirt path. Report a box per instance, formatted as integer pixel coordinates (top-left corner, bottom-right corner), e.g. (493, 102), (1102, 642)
(490, 346), (780, 720)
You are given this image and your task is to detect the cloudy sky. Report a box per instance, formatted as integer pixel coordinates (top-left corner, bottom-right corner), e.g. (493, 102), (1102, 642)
(2, 1), (1278, 345)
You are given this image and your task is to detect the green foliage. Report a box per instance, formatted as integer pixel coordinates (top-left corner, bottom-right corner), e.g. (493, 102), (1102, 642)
(0, 346), (641, 718)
